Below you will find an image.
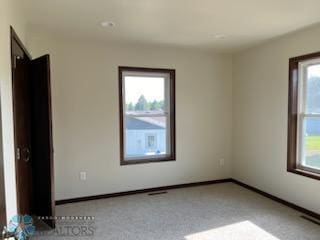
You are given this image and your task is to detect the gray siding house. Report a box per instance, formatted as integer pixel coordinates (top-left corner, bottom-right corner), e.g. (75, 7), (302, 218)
(125, 117), (166, 157)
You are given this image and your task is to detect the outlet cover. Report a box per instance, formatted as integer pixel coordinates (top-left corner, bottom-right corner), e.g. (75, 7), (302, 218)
(80, 172), (87, 180)
(219, 158), (225, 166)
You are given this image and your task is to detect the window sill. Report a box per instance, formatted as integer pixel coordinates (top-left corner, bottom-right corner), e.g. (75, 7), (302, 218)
(120, 156), (176, 166)
(288, 168), (320, 181)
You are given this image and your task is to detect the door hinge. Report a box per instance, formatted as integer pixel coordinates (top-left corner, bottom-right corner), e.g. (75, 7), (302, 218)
(16, 147), (21, 160)
(13, 57), (16, 69)
(12, 55), (21, 69)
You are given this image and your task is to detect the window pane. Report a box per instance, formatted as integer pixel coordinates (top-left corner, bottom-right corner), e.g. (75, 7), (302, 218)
(125, 76), (165, 113)
(125, 116), (168, 159)
(306, 64), (320, 113)
(302, 118), (320, 170)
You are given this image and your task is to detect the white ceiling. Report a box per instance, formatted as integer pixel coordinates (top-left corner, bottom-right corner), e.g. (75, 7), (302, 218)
(25, 0), (320, 52)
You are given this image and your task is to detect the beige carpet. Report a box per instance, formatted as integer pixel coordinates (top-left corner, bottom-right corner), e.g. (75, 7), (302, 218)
(34, 183), (320, 239)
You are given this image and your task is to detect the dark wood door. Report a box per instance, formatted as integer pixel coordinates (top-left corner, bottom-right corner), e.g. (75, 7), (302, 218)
(11, 39), (33, 215)
(30, 55), (55, 228)
(0, 129), (6, 238)
(11, 28), (55, 230)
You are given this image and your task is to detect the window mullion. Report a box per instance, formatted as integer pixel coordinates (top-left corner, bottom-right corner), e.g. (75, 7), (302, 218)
(126, 113), (168, 118)
(300, 113), (320, 118)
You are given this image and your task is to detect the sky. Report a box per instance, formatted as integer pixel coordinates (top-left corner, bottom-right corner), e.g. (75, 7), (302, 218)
(308, 64), (320, 78)
(125, 76), (164, 104)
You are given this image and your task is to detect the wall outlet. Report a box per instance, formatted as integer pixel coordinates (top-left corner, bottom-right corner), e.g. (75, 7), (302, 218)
(80, 172), (87, 180)
(219, 158), (225, 166)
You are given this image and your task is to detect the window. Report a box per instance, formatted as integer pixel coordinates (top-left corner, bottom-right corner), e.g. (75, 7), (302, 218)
(119, 67), (176, 165)
(288, 52), (320, 180)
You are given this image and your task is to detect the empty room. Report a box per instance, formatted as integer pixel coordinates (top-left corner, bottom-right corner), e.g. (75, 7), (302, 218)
(0, 0), (320, 239)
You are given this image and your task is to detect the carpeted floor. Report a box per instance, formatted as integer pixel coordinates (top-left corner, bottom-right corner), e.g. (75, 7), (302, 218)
(34, 183), (320, 239)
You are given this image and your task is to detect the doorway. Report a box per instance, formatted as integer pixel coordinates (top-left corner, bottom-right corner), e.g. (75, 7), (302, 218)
(10, 27), (55, 228)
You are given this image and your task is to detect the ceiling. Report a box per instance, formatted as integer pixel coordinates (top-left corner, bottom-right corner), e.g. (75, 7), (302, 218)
(25, 0), (320, 53)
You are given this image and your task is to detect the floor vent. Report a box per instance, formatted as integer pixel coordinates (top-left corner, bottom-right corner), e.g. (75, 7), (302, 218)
(301, 216), (320, 226)
(148, 191), (168, 196)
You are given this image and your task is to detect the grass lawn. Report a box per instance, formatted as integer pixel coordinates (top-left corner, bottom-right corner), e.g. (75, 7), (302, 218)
(305, 136), (320, 168)
(306, 136), (320, 151)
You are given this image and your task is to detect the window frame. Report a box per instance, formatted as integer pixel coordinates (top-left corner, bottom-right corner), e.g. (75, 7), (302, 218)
(288, 52), (320, 180)
(118, 66), (176, 165)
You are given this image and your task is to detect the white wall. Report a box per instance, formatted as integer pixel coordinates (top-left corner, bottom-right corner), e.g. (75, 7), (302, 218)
(0, 0), (27, 222)
(27, 33), (233, 200)
(233, 25), (320, 214)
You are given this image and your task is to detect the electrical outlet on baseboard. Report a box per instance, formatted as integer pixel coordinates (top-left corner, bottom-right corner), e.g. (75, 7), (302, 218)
(80, 171), (87, 181)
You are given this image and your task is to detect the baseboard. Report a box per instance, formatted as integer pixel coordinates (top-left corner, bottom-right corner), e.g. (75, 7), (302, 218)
(56, 178), (320, 221)
(55, 178), (232, 205)
(231, 179), (320, 221)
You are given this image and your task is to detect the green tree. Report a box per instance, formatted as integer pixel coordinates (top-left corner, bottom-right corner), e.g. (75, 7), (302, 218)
(135, 95), (148, 111)
(150, 100), (159, 110)
(127, 102), (134, 111)
(158, 100), (165, 110)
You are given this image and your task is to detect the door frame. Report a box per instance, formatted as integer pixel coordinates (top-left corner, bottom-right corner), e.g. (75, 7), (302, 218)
(10, 27), (33, 214)
(0, 114), (6, 238)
